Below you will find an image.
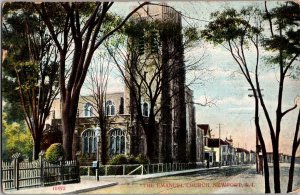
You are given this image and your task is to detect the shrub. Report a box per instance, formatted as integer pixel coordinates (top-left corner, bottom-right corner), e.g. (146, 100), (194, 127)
(108, 154), (128, 165)
(107, 165), (124, 175)
(135, 154), (149, 164)
(45, 143), (65, 163)
(127, 155), (138, 164)
(79, 166), (96, 176)
(80, 167), (88, 175)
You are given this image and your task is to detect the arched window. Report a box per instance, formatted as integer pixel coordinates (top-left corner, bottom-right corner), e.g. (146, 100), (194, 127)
(141, 102), (149, 117)
(81, 129), (97, 154)
(106, 100), (115, 116)
(109, 129), (125, 155)
(84, 102), (93, 117)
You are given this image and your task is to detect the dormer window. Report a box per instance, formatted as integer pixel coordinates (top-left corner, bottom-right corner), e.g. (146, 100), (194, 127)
(106, 100), (115, 116)
(84, 102), (93, 117)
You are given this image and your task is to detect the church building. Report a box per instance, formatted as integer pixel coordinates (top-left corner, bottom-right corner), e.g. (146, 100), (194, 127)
(46, 4), (198, 165)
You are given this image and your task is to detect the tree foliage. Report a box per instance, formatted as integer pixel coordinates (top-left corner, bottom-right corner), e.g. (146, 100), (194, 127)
(2, 113), (33, 161)
(201, 7), (262, 46)
(263, 1), (300, 73)
(45, 143), (65, 163)
(2, 3), (60, 160)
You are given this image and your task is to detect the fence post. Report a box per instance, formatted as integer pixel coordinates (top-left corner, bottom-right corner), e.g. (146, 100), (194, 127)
(147, 164), (149, 174)
(39, 151), (45, 187)
(105, 166), (107, 176)
(12, 153), (21, 190)
(59, 159), (64, 184)
(123, 165), (125, 175)
(141, 165), (144, 175)
(76, 160), (81, 183)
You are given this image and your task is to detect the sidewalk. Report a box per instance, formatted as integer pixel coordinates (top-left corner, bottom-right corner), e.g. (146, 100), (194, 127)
(2, 165), (243, 194)
(81, 165), (224, 184)
(3, 179), (118, 194)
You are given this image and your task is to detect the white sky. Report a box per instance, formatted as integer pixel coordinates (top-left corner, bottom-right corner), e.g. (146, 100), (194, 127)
(83, 1), (300, 155)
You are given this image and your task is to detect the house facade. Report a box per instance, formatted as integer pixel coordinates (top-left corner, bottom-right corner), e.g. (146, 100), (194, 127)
(207, 138), (232, 166)
(236, 148), (250, 164)
(198, 124), (213, 166)
(250, 150), (256, 164)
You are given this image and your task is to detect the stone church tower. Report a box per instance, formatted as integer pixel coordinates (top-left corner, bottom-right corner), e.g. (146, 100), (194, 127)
(125, 4), (191, 163)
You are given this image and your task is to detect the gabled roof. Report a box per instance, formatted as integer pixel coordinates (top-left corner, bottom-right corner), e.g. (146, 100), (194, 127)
(225, 137), (233, 143)
(208, 138), (228, 148)
(197, 124), (210, 136)
(236, 148), (249, 153)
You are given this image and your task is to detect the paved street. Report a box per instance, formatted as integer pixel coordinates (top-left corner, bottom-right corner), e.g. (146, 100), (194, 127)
(82, 164), (300, 194)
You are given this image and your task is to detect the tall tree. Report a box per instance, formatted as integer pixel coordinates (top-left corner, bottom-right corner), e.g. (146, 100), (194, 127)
(2, 4), (59, 159)
(202, 2), (300, 193)
(263, 1), (300, 193)
(82, 53), (113, 165)
(33, 2), (150, 160)
(201, 7), (270, 193)
(287, 106), (300, 192)
(108, 16), (206, 162)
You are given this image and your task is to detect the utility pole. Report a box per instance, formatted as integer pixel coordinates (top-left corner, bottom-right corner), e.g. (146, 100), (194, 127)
(219, 123), (221, 168)
(248, 88), (263, 174)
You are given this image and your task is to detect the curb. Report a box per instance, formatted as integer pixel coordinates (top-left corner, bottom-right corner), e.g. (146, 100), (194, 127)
(63, 182), (118, 194)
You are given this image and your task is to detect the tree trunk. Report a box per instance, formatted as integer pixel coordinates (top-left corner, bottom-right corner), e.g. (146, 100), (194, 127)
(273, 143), (281, 193)
(255, 120), (271, 193)
(61, 110), (76, 160)
(254, 97), (271, 193)
(145, 130), (155, 163)
(100, 127), (108, 165)
(262, 146), (271, 193)
(287, 108), (300, 193)
(145, 118), (158, 163)
(62, 123), (73, 160)
(33, 135), (42, 160)
(258, 136), (271, 193)
(287, 150), (296, 193)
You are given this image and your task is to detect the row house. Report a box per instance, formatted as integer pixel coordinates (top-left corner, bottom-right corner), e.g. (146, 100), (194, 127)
(197, 124), (213, 166)
(224, 137), (236, 165)
(236, 148), (250, 164)
(207, 138), (238, 166)
(197, 124), (240, 166)
(266, 152), (292, 163)
(249, 150), (256, 164)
